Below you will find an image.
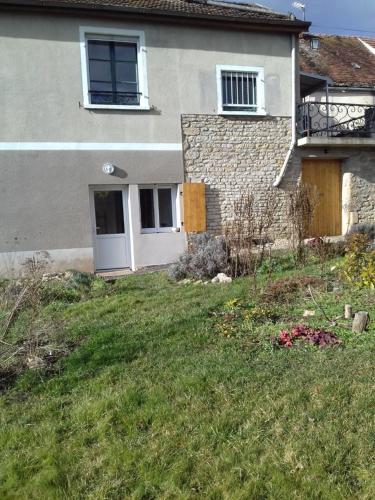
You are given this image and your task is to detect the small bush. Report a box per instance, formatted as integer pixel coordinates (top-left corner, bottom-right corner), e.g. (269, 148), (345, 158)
(0, 253), (70, 387)
(278, 325), (341, 348)
(348, 223), (375, 242)
(169, 233), (228, 280)
(262, 276), (324, 304)
(41, 281), (81, 304)
(287, 183), (319, 263)
(225, 190), (277, 278)
(90, 277), (108, 297)
(343, 233), (375, 289)
(244, 305), (280, 324)
(222, 298), (242, 312)
(66, 270), (95, 289)
(307, 237), (346, 264)
(329, 240), (347, 257)
(257, 253), (296, 275)
(0, 279), (9, 291)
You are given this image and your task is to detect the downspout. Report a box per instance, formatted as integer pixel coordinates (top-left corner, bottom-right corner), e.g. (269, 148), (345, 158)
(273, 34), (296, 187)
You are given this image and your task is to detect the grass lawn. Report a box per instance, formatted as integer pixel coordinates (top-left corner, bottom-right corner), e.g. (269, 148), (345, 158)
(1, 259), (375, 499)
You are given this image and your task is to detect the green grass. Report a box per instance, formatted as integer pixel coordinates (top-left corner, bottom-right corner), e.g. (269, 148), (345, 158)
(1, 262), (375, 499)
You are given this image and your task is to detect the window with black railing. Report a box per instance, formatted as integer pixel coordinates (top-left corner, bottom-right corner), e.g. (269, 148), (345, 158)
(87, 39), (140, 105)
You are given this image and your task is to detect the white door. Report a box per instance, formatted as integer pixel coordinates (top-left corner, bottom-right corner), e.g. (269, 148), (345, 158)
(92, 188), (130, 270)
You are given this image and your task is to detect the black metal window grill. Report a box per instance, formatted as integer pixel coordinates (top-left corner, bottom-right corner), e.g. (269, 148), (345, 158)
(221, 71), (257, 112)
(87, 39), (141, 105)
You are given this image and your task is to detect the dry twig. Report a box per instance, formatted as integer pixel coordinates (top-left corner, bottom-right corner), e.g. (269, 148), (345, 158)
(308, 285), (336, 326)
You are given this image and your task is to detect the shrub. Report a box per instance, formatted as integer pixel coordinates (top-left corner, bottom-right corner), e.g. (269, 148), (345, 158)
(41, 281), (81, 304)
(278, 325), (341, 348)
(90, 276), (108, 297)
(244, 305), (280, 323)
(0, 279), (8, 291)
(0, 252), (69, 386)
(348, 223), (375, 242)
(169, 233), (228, 280)
(307, 237), (346, 265)
(287, 183), (319, 263)
(225, 190), (277, 278)
(257, 252), (295, 275)
(262, 276), (324, 304)
(343, 233), (375, 289)
(67, 270), (95, 289)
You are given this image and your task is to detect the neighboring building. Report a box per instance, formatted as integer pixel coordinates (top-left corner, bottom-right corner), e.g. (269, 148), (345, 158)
(299, 33), (375, 110)
(0, 2), (374, 276)
(297, 33), (375, 235)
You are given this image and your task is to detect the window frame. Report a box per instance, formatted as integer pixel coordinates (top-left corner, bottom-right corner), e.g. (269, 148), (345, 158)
(139, 184), (178, 234)
(79, 26), (149, 110)
(216, 64), (265, 116)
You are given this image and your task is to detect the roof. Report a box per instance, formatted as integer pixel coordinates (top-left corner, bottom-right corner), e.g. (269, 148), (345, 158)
(299, 33), (375, 88)
(361, 37), (375, 51)
(0, 0), (309, 31)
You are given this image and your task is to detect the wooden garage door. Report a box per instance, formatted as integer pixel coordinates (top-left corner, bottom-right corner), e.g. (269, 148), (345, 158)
(302, 159), (342, 237)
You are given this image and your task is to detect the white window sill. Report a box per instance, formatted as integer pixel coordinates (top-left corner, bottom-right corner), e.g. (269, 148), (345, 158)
(141, 228), (179, 234)
(84, 104), (151, 111)
(218, 110), (267, 117)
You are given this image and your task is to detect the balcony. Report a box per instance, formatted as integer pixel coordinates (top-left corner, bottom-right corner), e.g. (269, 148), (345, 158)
(297, 102), (375, 147)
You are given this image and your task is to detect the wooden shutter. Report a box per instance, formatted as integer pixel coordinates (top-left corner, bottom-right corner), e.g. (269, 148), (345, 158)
(183, 183), (206, 233)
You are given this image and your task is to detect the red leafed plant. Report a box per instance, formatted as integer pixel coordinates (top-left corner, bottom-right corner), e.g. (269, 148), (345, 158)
(278, 325), (341, 348)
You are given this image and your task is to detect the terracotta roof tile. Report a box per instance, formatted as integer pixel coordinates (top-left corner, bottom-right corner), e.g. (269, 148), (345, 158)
(1, 0), (307, 26)
(299, 34), (375, 88)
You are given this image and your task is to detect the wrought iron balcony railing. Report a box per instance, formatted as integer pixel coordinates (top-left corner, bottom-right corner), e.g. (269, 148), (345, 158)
(297, 102), (375, 138)
(89, 90), (141, 106)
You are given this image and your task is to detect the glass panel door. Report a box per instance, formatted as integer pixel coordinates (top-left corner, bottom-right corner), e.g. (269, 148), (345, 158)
(92, 189), (129, 270)
(94, 191), (125, 234)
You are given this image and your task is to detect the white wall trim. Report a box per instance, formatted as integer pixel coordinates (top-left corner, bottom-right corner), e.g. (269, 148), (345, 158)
(127, 186), (137, 271)
(79, 25), (149, 110)
(0, 142), (182, 151)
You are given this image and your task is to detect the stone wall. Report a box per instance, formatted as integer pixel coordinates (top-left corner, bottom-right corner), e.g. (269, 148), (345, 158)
(182, 115), (375, 238)
(343, 151), (375, 225)
(181, 114), (298, 237)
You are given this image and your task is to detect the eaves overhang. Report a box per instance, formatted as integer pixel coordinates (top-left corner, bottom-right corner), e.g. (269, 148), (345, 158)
(300, 71), (333, 98)
(0, 0), (311, 33)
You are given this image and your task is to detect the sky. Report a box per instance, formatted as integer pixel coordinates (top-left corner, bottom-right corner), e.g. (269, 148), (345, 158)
(232, 0), (375, 37)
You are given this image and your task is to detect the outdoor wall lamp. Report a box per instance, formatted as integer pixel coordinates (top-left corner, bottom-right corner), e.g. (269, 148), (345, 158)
(102, 163), (115, 175)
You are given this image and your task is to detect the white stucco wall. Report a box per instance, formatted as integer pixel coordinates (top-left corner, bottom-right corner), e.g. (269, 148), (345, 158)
(0, 12), (294, 144)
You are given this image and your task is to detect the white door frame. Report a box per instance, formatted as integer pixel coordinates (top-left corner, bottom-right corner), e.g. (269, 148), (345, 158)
(89, 185), (131, 270)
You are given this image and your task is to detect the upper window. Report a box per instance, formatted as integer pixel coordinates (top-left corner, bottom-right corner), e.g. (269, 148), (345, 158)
(216, 65), (265, 115)
(139, 185), (177, 233)
(80, 27), (149, 110)
(88, 40), (139, 106)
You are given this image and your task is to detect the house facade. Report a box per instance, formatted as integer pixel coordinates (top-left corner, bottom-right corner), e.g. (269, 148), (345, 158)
(0, 1), (374, 277)
(0, 0), (309, 275)
(298, 33), (375, 235)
